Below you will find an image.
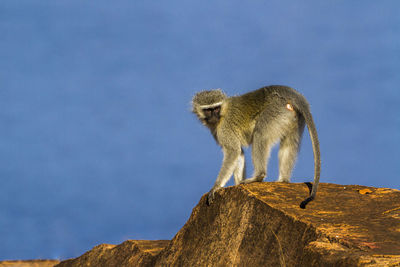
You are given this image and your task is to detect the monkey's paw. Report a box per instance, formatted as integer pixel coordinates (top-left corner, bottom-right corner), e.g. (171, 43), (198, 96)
(239, 179), (251, 184)
(240, 177), (262, 184)
(206, 190), (216, 206)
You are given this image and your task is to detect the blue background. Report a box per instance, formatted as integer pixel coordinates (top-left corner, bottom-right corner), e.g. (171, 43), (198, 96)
(1, 0), (399, 260)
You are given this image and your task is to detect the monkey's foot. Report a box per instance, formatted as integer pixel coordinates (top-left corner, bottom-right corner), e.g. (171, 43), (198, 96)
(206, 189), (216, 205)
(240, 177), (264, 184)
(277, 178), (290, 183)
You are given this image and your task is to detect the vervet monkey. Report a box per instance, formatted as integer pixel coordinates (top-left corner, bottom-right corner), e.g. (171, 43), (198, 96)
(191, 85), (320, 209)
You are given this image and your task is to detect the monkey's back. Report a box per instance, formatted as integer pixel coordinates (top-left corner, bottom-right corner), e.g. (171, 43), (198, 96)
(228, 85), (300, 120)
(221, 86), (306, 145)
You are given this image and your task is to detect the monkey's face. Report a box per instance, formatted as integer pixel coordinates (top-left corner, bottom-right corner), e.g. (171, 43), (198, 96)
(202, 106), (221, 126)
(192, 89), (226, 127)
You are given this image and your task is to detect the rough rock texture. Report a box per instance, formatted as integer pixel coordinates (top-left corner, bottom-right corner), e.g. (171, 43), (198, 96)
(56, 183), (400, 266)
(56, 240), (168, 267)
(0, 260), (60, 267)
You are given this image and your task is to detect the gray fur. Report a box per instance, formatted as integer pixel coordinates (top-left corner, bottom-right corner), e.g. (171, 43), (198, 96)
(192, 85), (321, 209)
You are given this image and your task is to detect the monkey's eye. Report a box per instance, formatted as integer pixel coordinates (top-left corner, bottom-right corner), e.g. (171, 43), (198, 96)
(203, 109), (212, 117)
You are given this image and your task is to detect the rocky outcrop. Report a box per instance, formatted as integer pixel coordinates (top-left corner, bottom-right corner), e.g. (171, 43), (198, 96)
(54, 183), (400, 266)
(56, 240), (168, 266)
(0, 260), (60, 267)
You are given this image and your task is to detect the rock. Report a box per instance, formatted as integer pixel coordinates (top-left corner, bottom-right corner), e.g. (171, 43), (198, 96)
(56, 240), (168, 267)
(0, 260), (60, 267)
(56, 183), (400, 266)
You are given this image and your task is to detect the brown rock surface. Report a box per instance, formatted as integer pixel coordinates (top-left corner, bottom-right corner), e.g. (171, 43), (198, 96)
(56, 183), (400, 266)
(0, 260), (60, 267)
(56, 240), (169, 267)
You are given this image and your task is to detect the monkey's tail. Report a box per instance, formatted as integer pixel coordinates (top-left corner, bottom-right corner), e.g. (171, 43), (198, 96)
(294, 100), (321, 209)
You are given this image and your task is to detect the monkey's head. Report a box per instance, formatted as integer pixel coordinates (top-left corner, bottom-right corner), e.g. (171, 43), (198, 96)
(192, 89), (227, 127)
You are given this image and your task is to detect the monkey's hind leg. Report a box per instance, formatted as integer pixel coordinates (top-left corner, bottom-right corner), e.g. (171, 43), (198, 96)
(234, 149), (246, 185)
(277, 118), (304, 182)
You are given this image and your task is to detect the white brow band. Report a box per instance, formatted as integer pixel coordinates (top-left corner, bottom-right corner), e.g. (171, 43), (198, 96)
(199, 101), (223, 109)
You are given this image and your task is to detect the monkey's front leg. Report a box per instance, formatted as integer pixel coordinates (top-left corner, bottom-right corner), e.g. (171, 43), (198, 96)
(207, 147), (240, 205)
(233, 149), (246, 185)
